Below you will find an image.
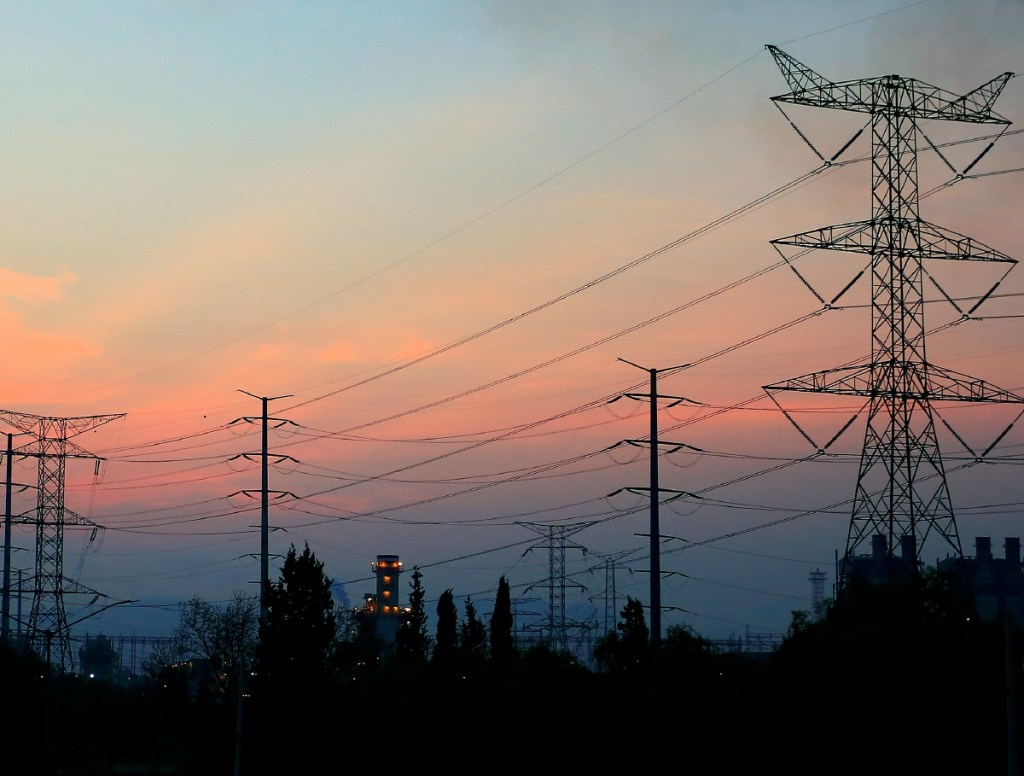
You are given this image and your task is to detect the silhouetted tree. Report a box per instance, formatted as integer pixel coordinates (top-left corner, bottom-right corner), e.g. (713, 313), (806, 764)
(618, 595), (649, 662)
(659, 623), (716, 682)
(159, 591), (258, 701)
(248, 543), (339, 773)
(459, 595), (487, 666)
(594, 595), (649, 672)
(489, 575), (515, 663)
(258, 543), (336, 685)
(768, 564), (1008, 772)
(333, 607), (382, 678)
(395, 565), (430, 665)
(661, 623), (713, 659)
(786, 609), (811, 640)
(433, 588), (459, 667)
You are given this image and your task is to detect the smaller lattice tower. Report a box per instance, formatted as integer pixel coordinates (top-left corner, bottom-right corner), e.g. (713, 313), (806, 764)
(588, 549), (633, 635)
(519, 521), (593, 653)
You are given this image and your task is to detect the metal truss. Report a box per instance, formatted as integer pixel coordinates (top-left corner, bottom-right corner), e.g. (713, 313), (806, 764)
(761, 46), (1021, 586)
(0, 411), (123, 671)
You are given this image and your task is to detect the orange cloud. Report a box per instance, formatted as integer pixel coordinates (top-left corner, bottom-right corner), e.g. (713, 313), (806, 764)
(0, 267), (75, 302)
(389, 337), (437, 361)
(252, 341), (292, 361)
(317, 340), (358, 363)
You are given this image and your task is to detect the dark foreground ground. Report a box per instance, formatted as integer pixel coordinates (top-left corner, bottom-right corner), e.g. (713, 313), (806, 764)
(5, 614), (1021, 776)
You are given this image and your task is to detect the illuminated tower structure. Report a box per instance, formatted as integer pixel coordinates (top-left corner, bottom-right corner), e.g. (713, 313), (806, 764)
(762, 46), (1022, 589)
(0, 410), (124, 672)
(367, 554), (406, 642)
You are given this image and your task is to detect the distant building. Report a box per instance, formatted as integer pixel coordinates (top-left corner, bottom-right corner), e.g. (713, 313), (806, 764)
(938, 536), (1024, 626)
(843, 533), (1024, 626)
(842, 533), (918, 587)
(78, 633), (119, 680)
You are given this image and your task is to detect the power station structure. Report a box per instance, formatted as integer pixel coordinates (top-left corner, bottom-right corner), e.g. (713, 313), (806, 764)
(362, 554), (408, 644)
(762, 46), (1021, 589)
(0, 410), (124, 672)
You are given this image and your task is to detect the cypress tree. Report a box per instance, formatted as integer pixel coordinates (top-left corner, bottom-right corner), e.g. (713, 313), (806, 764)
(433, 589), (459, 667)
(489, 575), (515, 663)
(459, 595), (488, 665)
(395, 566), (431, 665)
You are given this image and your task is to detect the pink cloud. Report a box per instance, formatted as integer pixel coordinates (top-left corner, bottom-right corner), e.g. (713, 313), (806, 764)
(317, 340), (358, 363)
(0, 268), (75, 302)
(389, 337), (438, 361)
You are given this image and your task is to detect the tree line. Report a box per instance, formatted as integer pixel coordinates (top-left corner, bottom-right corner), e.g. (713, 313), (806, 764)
(4, 547), (1023, 774)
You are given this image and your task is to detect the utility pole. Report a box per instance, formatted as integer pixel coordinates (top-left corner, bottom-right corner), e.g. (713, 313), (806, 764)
(2, 432), (13, 641)
(236, 391), (294, 632)
(2, 431), (34, 642)
(609, 359), (701, 649)
(16, 567), (23, 636)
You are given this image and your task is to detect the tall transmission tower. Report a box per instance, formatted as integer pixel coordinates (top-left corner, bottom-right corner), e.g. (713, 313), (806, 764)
(519, 521), (593, 654)
(0, 410), (124, 671)
(762, 46), (1021, 588)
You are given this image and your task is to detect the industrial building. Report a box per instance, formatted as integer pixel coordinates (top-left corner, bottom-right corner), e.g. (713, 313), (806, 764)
(360, 554), (409, 645)
(844, 533), (1024, 626)
(940, 536), (1024, 625)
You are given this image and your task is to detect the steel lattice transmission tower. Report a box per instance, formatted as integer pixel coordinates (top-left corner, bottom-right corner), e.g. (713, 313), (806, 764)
(0, 410), (123, 671)
(762, 46), (1022, 586)
(519, 521), (593, 654)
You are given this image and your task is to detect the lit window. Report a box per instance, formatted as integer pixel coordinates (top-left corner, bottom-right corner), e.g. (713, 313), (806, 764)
(382, 590), (391, 598)
(383, 575), (391, 584)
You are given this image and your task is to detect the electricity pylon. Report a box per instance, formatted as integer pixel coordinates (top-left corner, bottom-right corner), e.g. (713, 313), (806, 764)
(588, 549), (632, 635)
(519, 521), (593, 654)
(762, 46), (1021, 588)
(0, 410), (124, 671)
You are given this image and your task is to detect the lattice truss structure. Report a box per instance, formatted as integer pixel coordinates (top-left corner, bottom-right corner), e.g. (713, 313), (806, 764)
(519, 521), (594, 654)
(761, 46), (1022, 584)
(1, 411), (123, 671)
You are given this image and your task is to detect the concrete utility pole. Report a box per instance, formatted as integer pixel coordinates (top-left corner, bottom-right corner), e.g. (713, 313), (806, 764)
(0, 432), (31, 641)
(762, 46), (1022, 587)
(236, 391), (294, 632)
(609, 359), (701, 649)
(2, 432), (14, 641)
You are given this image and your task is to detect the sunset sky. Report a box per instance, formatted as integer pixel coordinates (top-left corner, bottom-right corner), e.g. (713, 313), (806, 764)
(0, 0), (1022, 651)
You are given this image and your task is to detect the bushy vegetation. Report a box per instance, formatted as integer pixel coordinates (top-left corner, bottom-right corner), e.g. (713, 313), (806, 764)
(5, 557), (1023, 774)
